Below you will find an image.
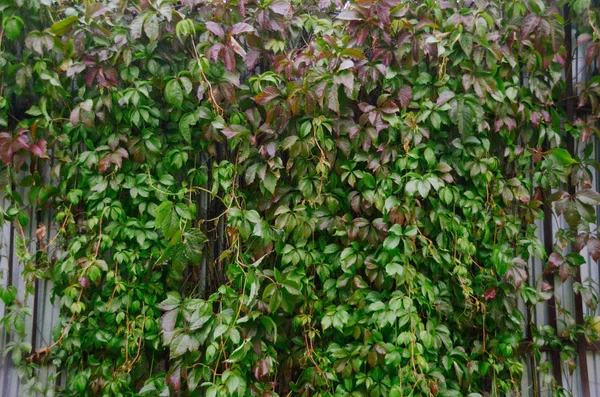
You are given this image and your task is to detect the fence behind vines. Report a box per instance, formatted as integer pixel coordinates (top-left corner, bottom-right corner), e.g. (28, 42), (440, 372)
(3, 9), (600, 397)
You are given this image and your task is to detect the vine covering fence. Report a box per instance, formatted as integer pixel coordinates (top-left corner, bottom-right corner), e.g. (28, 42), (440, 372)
(4, 1), (600, 397)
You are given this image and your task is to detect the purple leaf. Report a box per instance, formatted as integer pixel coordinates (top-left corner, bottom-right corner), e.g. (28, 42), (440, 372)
(436, 90), (455, 106)
(205, 21), (224, 38)
(270, 0), (292, 15)
(337, 10), (361, 20)
(398, 86), (412, 108)
(230, 22), (255, 35)
(29, 139), (48, 158)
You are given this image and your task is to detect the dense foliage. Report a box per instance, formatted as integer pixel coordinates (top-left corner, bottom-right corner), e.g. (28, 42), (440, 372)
(2, 0), (600, 396)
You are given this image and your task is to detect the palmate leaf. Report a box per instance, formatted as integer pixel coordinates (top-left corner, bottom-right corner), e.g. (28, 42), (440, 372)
(3, 0), (599, 395)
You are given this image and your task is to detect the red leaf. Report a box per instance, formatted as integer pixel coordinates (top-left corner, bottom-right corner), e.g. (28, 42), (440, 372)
(12, 152), (27, 171)
(548, 252), (564, 269)
(254, 86), (281, 105)
(269, 0), (291, 15)
(229, 37), (246, 58)
(588, 238), (600, 262)
(246, 49), (260, 71)
(161, 309), (178, 332)
(436, 90), (454, 106)
(79, 277), (90, 288)
(98, 156), (111, 173)
(586, 44), (598, 67)
(12, 132), (30, 152)
(222, 125), (248, 139)
(166, 365), (181, 392)
(337, 10), (361, 20)
(29, 139), (48, 158)
(503, 117), (516, 131)
(578, 33), (593, 45)
(102, 67), (118, 87)
(223, 47), (236, 72)
(328, 84), (339, 114)
(230, 22), (254, 35)
(83, 56), (97, 67)
(0, 132), (12, 164)
(521, 15), (540, 39)
(574, 233), (588, 252)
(85, 68), (98, 87)
(380, 100), (399, 114)
(205, 21), (224, 38)
(109, 152), (123, 169)
(559, 263), (571, 282)
(117, 148), (129, 158)
(398, 86), (412, 108)
(253, 358), (270, 378)
(70, 107), (81, 127)
(483, 288), (497, 300)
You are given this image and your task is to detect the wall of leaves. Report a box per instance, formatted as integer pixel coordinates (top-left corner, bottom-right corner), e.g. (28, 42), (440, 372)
(2, 0), (600, 396)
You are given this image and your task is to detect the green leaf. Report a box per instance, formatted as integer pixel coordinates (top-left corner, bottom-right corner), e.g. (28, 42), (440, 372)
(49, 15), (78, 36)
(547, 148), (578, 166)
(576, 189), (600, 205)
(459, 33), (473, 55)
(4, 17), (24, 40)
(165, 79), (184, 108)
(226, 342), (249, 363)
(573, 0), (591, 14)
(383, 235), (400, 250)
(1, 286), (17, 305)
(179, 112), (198, 143)
(130, 13), (146, 40)
(171, 333), (199, 358)
(385, 262), (404, 277)
(452, 100), (473, 136)
(144, 14), (159, 41)
(263, 172), (277, 194)
(158, 292), (181, 311)
(404, 225), (418, 237)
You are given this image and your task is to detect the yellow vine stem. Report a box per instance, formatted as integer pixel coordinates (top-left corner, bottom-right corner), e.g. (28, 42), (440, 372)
(190, 36), (223, 116)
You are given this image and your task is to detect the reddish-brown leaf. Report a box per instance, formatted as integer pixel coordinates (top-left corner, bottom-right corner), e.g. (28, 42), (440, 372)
(398, 86), (412, 108)
(166, 365), (181, 392)
(483, 288), (497, 300)
(85, 68), (98, 87)
(253, 358), (270, 379)
(588, 238), (600, 262)
(270, 0), (292, 15)
(548, 252), (564, 269)
(98, 156), (111, 173)
(254, 86), (281, 105)
(205, 21), (224, 38)
(223, 47), (236, 72)
(230, 22), (254, 35)
(29, 139), (48, 158)
(337, 10), (361, 20)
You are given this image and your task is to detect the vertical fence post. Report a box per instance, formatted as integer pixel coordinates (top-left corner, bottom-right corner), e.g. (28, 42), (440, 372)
(564, 5), (591, 397)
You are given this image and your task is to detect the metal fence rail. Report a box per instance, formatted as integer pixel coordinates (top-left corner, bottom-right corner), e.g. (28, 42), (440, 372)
(0, 191), (60, 396)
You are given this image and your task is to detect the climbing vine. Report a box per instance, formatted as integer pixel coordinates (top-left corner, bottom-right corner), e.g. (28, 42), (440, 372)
(2, 0), (600, 396)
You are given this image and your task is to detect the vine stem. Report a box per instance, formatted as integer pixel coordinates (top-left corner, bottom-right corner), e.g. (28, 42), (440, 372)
(36, 288), (84, 362)
(190, 36), (223, 116)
